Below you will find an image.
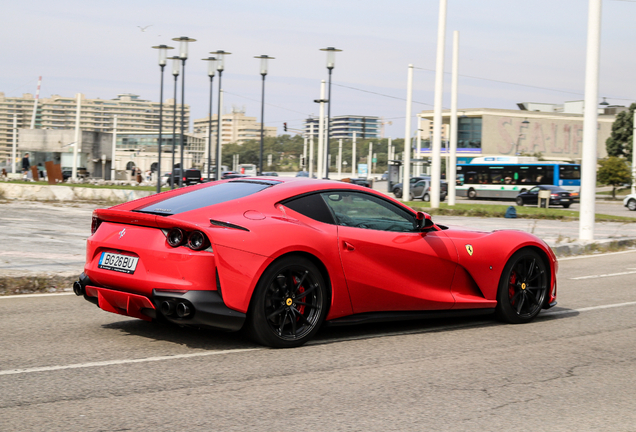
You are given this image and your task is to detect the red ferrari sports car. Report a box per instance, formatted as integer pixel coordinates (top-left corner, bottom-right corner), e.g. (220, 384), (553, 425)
(75, 177), (557, 347)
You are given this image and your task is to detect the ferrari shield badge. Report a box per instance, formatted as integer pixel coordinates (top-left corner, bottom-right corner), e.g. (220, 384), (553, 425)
(465, 244), (474, 256)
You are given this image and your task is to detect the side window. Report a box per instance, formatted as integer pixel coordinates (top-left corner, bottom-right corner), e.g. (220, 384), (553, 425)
(320, 191), (416, 232)
(529, 187), (540, 194)
(282, 193), (335, 224)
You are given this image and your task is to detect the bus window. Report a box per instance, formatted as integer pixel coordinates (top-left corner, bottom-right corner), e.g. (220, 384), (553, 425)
(560, 165), (581, 180)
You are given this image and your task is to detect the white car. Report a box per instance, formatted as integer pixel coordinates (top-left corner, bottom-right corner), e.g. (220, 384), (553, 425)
(623, 193), (636, 211)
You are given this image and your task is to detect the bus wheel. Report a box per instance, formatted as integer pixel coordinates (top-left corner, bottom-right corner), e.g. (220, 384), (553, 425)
(467, 188), (477, 200)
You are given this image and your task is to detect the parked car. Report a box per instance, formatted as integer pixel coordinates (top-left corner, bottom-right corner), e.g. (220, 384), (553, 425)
(410, 179), (447, 202)
(62, 168), (90, 181)
(393, 176), (448, 200)
(296, 171), (317, 178)
(260, 171), (279, 176)
(166, 168), (203, 187)
(221, 171), (249, 180)
(623, 193), (636, 211)
(342, 178), (371, 188)
(515, 185), (572, 208)
(76, 177), (558, 348)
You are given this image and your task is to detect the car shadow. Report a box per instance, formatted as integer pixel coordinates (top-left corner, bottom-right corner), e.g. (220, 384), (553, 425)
(99, 307), (579, 349)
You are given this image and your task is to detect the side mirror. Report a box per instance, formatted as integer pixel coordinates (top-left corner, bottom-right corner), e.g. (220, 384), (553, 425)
(415, 211), (432, 230)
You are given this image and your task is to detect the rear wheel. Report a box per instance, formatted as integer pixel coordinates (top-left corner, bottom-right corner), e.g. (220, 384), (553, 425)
(516, 197), (524, 206)
(246, 257), (328, 348)
(409, 192), (415, 201)
(562, 203), (571, 208)
(467, 188), (477, 200)
(423, 193), (430, 202)
(394, 188), (403, 199)
(495, 249), (548, 324)
(628, 199), (636, 211)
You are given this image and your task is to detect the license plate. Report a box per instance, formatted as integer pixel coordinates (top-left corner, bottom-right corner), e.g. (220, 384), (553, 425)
(561, 199), (569, 202)
(98, 252), (139, 274)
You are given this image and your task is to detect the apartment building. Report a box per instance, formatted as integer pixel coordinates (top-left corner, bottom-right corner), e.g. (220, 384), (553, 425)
(304, 115), (381, 139)
(0, 92), (189, 164)
(193, 108), (277, 146)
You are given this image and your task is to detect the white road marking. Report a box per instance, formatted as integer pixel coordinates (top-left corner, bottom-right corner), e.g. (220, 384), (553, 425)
(0, 292), (74, 300)
(570, 270), (636, 280)
(559, 249), (636, 261)
(542, 301), (636, 316)
(0, 348), (260, 377)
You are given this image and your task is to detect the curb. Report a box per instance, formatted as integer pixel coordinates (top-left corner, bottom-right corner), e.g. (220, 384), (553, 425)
(551, 238), (636, 257)
(0, 274), (77, 296)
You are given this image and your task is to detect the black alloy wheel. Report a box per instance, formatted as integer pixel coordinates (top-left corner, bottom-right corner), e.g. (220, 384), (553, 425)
(516, 196), (524, 206)
(246, 257), (328, 348)
(495, 249), (548, 324)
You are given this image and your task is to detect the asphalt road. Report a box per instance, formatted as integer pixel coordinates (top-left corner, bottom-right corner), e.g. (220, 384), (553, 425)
(1, 250), (635, 431)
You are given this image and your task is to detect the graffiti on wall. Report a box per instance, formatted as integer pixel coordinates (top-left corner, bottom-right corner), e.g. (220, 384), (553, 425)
(497, 118), (584, 157)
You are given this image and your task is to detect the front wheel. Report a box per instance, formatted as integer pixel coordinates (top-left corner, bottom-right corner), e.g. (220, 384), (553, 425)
(245, 257), (328, 348)
(628, 199), (636, 211)
(516, 197), (524, 206)
(394, 188), (403, 199)
(423, 193), (430, 202)
(409, 192), (415, 201)
(495, 249), (548, 324)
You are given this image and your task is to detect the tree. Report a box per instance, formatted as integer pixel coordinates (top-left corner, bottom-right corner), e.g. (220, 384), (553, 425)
(606, 103), (635, 162)
(596, 156), (631, 199)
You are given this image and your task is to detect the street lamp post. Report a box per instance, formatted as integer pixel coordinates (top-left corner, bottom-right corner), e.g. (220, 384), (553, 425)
(151, 44), (174, 193)
(202, 56), (217, 181)
(255, 55), (275, 176)
(211, 50), (232, 180)
(172, 36), (196, 188)
(168, 56), (180, 189)
(319, 47), (342, 179)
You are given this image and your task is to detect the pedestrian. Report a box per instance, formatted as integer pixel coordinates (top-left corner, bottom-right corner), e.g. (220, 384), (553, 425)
(22, 153), (30, 175)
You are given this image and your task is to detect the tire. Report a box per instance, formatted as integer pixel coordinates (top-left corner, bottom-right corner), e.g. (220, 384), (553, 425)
(245, 256), (328, 348)
(628, 199), (636, 211)
(423, 193), (430, 202)
(516, 197), (524, 206)
(495, 249), (549, 324)
(562, 203), (571, 209)
(409, 192), (415, 201)
(394, 188), (403, 199)
(467, 188), (477, 200)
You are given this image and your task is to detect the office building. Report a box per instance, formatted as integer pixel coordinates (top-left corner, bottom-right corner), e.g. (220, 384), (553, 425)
(193, 108), (277, 146)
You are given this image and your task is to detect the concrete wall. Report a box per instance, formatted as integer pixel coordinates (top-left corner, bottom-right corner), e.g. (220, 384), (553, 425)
(0, 183), (154, 203)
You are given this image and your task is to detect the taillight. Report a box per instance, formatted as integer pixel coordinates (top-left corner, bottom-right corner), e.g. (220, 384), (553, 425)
(551, 193), (558, 197)
(91, 215), (102, 234)
(183, 177), (186, 181)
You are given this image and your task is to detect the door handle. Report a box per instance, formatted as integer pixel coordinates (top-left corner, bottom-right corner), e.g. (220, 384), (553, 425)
(343, 241), (355, 251)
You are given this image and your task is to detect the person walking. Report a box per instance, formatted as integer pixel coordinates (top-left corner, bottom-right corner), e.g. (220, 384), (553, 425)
(21, 153), (31, 178)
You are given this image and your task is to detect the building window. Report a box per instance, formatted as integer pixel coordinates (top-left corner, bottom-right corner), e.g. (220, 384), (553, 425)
(457, 117), (482, 149)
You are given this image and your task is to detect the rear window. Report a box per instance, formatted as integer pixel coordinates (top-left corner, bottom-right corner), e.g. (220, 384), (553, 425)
(135, 180), (277, 215)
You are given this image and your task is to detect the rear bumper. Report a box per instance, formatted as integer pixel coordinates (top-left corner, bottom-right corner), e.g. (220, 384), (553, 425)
(74, 272), (245, 332)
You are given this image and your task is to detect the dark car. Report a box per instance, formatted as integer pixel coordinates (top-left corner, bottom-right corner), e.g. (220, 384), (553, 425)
(346, 178), (371, 188)
(410, 179), (447, 202)
(167, 168), (203, 186)
(295, 171), (317, 178)
(221, 171), (249, 180)
(260, 172), (279, 176)
(515, 185), (572, 208)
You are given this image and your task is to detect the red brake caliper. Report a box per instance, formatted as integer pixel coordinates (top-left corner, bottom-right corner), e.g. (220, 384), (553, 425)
(508, 271), (517, 305)
(293, 276), (306, 317)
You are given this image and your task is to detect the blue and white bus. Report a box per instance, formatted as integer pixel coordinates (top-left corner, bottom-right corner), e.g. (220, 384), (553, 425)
(456, 157), (581, 200)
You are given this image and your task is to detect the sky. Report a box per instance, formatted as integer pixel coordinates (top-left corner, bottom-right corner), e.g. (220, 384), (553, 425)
(2, 0), (635, 138)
